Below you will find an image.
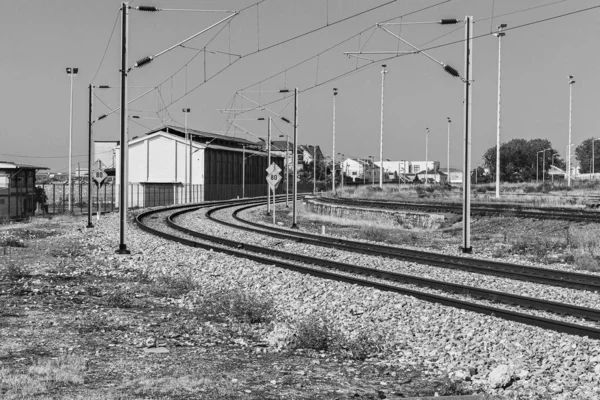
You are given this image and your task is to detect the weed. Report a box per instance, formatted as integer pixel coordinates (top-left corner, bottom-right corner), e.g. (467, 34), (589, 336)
(49, 241), (86, 258)
(568, 226), (600, 257)
(78, 313), (127, 333)
(146, 274), (198, 298)
(357, 226), (390, 243)
(105, 289), (134, 308)
(0, 368), (47, 399)
(1, 237), (26, 248)
(2, 263), (29, 281)
(573, 254), (600, 272)
(195, 287), (275, 324)
(29, 353), (87, 384)
(294, 317), (336, 351)
(340, 330), (383, 361)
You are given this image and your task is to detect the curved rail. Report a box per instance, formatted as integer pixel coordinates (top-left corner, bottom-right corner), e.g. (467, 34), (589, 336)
(315, 196), (600, 222)
(224, 203), (600, 292)
(134, 201), (600, 339)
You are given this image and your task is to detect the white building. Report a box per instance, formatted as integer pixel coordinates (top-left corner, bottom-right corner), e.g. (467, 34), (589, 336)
(114, 125), (282, 206)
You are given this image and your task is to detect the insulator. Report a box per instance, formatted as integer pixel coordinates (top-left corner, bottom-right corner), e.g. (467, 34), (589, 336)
(98, 114), (108, 121)
(135, 56), (153, 68)
(444, 64), (460, 77)
(281, 117), (291, 124)
(440, 19), (459, 25)
(98, 85), (110, 89)
(137, 6), (159, 12)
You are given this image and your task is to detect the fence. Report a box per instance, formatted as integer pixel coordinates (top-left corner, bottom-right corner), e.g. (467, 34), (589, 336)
(39, 181), (314, 215)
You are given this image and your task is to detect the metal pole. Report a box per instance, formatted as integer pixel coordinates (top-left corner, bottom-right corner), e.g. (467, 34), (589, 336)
(332, 88), (337, 193)
(543, 150), (546, 183)
(291, 88), (298, 229)
(267, 116), (271, 215)
(494, 24), (506, 198)
(313, 146), (316, 193)
(242, 145), (245, 198)
(447, 118), (451, 184)
(379, 65), (388, 189)
(425, 128), (429, 184)
(117, 2), (130, 254)
(68, 72), (74, 213)
(87, 84), (94, 228)
(462, 16), (473, 254)
(536, 152), (539, 184)
(285, 135), (289, 207)
(568, 76), (575, 187)
(593, 139), (596, 179)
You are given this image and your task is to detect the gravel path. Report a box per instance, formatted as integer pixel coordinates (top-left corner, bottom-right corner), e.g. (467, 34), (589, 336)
(85, 208), (600, 398)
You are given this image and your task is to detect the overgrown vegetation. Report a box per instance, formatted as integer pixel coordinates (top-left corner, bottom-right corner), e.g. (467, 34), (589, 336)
(195, 287), (276, 324)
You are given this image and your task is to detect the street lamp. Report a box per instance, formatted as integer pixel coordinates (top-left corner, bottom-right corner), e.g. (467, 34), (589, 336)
(536, 150), (545, 184)
(379, 65), (388, 189)
(424, 127), (429, 184)
(493, 23), (507, 198)
(551, 153), (557, 183)
(332, 88), (338, 193)
(182, 108), (191, 202)
(568, 75), (575, 187)
(66, 67), (78, 213)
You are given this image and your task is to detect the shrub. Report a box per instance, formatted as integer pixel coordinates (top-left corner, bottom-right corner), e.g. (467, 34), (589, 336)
(146, 274), (198, 298)
(294, 317), (336, 351)
(28, 354), (86, 385)
(573, 254), (600, 272)
(3, 264), (28, 281)
(195, 288), (275, 324)
(105, 290), (134, 308)
(340, 330), (383, 361)
(357, 226), (391, 243)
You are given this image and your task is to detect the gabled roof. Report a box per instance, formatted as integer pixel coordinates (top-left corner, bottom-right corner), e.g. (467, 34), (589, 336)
(0, 161), (48, 170)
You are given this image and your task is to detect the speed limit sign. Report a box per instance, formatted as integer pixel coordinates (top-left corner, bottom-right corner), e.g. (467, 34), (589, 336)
(92, 168), (107, 186)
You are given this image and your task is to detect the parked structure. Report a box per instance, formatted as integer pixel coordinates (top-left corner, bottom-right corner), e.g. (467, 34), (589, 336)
(416, 170), (447, 184)
(445, 167), (464, 184)
(0, 161), (48, 219)
(376, 160), (440, 175)
(115, 125), (284, 205)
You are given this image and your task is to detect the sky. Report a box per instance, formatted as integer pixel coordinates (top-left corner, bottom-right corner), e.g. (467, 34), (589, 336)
(1, 0), (600, 173)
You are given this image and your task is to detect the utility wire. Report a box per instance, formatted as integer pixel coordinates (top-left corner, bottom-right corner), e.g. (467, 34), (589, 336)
(231, 2), (600, 118)
(91, 10), (120, 84)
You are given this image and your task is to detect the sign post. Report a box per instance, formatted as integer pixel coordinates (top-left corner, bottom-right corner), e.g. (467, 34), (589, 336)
(266, 163), (282, 223)
(91, 160), (107, 220)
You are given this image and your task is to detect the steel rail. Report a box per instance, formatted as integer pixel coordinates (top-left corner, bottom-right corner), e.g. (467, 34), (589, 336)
(135, 202), (600, 339)
(317, 197), (600, 222)
(225, 203), (600, 291)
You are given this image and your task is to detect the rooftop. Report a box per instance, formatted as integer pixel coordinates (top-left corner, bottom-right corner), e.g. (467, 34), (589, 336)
(0, 161), (48, 170)
(149, 125), (262, 149)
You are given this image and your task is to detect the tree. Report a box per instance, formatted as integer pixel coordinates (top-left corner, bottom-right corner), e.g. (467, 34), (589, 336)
(575, 138), (600, 174)
(482, 138), (564, 182)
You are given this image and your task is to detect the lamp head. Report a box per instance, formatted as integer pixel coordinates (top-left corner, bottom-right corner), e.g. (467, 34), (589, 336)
(66, 67), (79, 75)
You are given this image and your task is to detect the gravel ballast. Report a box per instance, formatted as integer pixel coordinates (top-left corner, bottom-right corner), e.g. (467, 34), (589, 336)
(86, 209), (600, 398)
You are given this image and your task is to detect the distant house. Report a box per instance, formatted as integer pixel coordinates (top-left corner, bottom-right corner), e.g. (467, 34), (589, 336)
(416, 169), (447, 184)
(270, 142), (324, 172)
(341, 158), (380, 182)
(0, 161), (49, 219)
(443, 167), (463, 184)
(548, 165), (566, 180)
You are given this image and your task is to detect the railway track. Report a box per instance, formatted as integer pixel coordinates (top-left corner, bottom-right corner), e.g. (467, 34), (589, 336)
(314, 196), (600, 222)
(136, 198), (600, 340)
(219, 203), (600, 292)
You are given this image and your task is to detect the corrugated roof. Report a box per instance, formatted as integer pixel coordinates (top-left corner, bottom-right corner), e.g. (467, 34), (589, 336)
(0, 161), (48, 170)
(151, 125), (260, 147)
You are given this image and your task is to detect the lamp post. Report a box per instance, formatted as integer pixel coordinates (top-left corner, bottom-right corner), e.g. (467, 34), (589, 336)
(493, 24), (507, 198)
(182, 108), (191, 202)
(379, 65), (388, 189)
(66, 67), (78, 213)
(424, 127), (429, 184)
(313, 146), (317, 193)
(368, 155), (375, 184)
(551, 153), (556, 183)
(568, 75), (575, 187)
(447, 118), (451, 184)
(332, 88), (338, 193)
(536, 150), (544, 184)
(280, 88), (298, 228)
(338, 153), (344, 192)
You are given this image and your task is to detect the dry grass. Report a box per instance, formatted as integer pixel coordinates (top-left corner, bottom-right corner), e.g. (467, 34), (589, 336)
(0, 354), (86, 399)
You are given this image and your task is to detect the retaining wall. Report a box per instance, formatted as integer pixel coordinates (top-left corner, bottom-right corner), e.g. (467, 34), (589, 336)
(305, 198), (444, 230)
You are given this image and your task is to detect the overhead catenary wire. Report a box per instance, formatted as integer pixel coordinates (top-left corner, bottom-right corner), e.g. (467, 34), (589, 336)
(91, 10), (120, 84)
(230, 2), (600, 120)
